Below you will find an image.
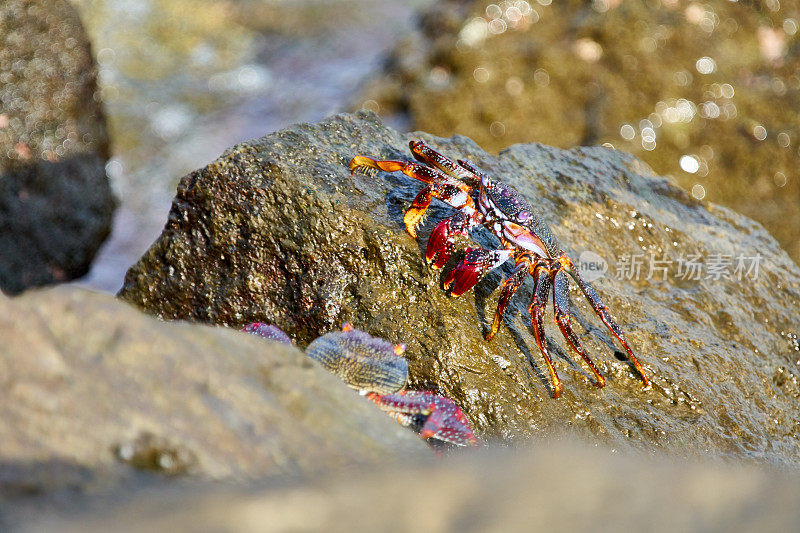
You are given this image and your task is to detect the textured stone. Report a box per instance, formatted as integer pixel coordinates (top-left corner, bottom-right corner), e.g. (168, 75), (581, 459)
(120, 111), (800, 467)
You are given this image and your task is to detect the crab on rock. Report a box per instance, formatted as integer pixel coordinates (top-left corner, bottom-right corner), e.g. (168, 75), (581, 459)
(349, 140), (651, 398)
(242, 322), (478, 447)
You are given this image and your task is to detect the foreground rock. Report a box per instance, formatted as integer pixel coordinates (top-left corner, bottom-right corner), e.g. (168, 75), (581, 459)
(31, 440), (800, 532)
(0, 286), (425, 520)
(0, 0), (115, 294)
(359, 0), (800, 262)
(121, 111), (800, 465)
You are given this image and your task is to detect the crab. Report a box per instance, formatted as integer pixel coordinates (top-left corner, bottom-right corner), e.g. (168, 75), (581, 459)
(242, 322), (479, 447)
(349, 140), (651, 399)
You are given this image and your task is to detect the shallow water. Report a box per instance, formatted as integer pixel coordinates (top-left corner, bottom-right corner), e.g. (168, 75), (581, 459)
(70, 0), (428, 292)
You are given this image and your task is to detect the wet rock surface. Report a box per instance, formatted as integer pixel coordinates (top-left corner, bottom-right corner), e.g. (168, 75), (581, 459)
(0, 285), (425, 524)
(120, 111), (800, 466)
(359, 0), (800, 262)
(0, 0), (115, 294)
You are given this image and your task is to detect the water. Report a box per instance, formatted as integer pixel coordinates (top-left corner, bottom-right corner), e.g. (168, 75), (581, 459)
(71, 0), (429, 292)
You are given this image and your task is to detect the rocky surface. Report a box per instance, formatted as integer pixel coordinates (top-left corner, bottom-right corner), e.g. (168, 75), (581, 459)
(358, 0), (800, 262)
(0, 0), (115, 294)
(30, 440), (800, 532)
(120, 111), (800, 466)
(0, 285), (426, 525)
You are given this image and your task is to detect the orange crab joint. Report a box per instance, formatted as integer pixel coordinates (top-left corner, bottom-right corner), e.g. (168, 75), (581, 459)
(349, 156), (408, 174)
(393, 343), (407, 356)
(341, 322), (354, 332)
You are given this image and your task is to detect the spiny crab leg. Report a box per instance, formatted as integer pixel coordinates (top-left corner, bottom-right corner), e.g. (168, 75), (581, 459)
(553, 268), (606, 389)
(528, 264), (562, 398)
(560, 256), (651, 390)
(409, 140), (480, 186)
(485, 255), (533, 341)
(349, 145), (477, 239)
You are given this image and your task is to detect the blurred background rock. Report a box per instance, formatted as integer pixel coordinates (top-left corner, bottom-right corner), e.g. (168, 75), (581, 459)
(67, 0), (429, 292)
(359, 0), (800, 264)
(0, 0), (114, 294)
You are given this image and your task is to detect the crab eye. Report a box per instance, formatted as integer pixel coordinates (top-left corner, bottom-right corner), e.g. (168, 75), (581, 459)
(518, 211), (530, 222)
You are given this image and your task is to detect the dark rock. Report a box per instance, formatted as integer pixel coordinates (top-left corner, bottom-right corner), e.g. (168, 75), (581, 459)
(358, 0), (800, 262)
(0, 0), (115, 294)
(0, 285), (426, 511)
(120, 111), (800, 466)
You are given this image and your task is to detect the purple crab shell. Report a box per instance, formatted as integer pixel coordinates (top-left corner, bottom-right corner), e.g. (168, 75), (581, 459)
(305, 329), (408, 394)
(241, 323), (293, 344)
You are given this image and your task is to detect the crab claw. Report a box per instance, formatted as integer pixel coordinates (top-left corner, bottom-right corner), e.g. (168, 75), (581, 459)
(425, 219), (457, 269)
(418, 396), (478, 446)
(443, 248), (486, 296)
(444, 248), (514, 297)
(366, 390), (479, 447)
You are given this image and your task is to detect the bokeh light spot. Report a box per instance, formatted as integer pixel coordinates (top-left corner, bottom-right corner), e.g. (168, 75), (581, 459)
(680, 155), (700, 173)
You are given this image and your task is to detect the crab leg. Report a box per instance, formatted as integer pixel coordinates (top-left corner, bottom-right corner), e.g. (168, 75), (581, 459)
(456, 159), (487, 180)
(529, 265), (561, 398)
(349, 155), (475, 238)
(485, 255), (533, 341)
(349, 156), (430, 180)
(553, 269), (606, 389)
(443, 247), (514, 296)
(409, 141), (480, 186)
(560, 256), (651, 389)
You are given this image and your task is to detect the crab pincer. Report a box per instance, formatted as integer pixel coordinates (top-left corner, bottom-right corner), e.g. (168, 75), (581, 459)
(366, 390), (479, 447)
(443, 248), (515, 296)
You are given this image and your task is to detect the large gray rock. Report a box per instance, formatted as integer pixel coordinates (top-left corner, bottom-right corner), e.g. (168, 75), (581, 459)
(120, 111), (800, 465)
(0, 0), (115, 294)
(0, 285), (425, 522)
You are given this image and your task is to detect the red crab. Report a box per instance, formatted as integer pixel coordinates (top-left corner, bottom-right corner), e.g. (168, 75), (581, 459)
(349, 140), (651, 398)
(242, 323), (479, 447)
